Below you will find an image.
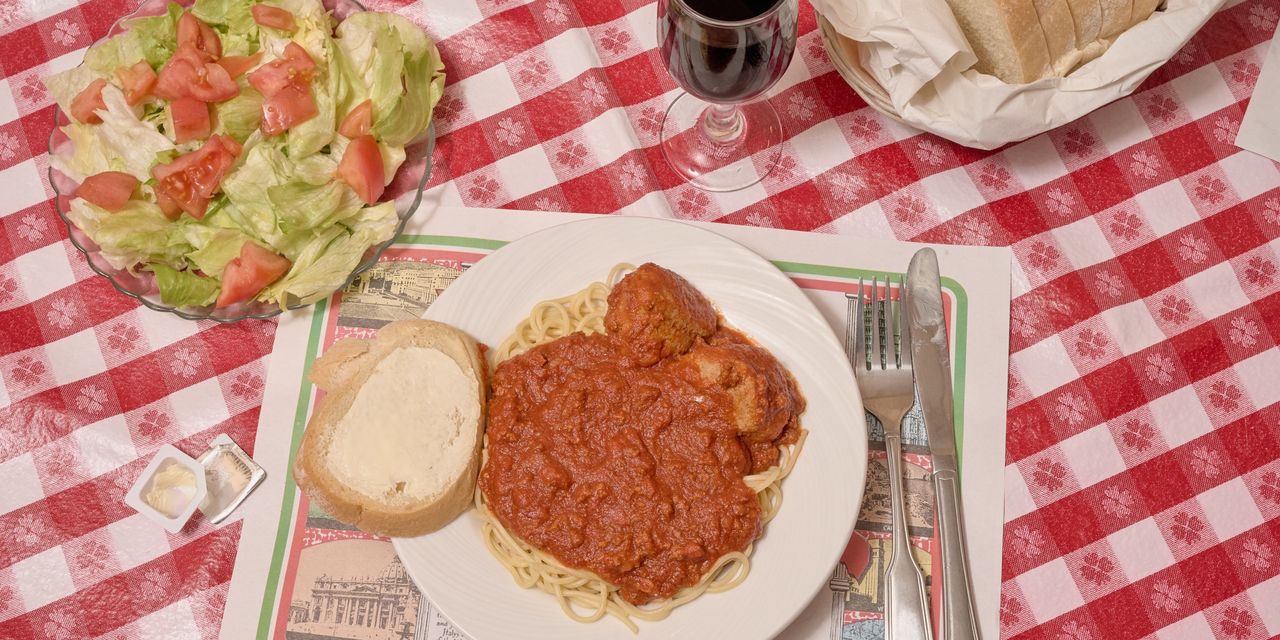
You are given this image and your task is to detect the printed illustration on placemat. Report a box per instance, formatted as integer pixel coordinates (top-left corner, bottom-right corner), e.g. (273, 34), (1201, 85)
(856, 455), (936, 538)
(285, 540), (424, 640)
(335, 259), (470, 338)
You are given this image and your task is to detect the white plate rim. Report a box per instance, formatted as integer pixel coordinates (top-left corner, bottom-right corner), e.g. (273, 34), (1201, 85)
(393, 216), (866, 640)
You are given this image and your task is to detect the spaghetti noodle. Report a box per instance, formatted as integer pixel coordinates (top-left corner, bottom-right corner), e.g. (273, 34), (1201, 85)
(476, 264), (806, 632)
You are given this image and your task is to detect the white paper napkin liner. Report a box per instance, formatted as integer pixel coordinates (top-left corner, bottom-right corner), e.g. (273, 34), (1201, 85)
(815, 0), (1226, 148)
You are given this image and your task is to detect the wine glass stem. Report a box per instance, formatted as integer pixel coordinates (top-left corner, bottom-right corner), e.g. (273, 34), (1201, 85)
(703, 103), (744, 144)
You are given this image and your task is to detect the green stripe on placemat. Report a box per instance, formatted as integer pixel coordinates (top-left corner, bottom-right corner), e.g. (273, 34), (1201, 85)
(398, 234), (507, 250)
(256, 297), (328, 639)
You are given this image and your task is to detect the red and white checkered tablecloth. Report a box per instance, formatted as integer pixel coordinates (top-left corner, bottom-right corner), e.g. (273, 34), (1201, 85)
(1, 0), (1278, 636)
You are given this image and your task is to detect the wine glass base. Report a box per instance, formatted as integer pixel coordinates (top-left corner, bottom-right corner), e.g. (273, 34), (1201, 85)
(660, 92), (783, 193)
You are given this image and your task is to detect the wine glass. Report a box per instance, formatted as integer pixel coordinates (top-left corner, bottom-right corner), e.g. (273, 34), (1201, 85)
(657, 0), (798, 192)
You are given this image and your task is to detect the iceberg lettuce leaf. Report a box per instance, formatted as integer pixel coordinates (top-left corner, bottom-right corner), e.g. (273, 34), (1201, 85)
(151, 264), (220, 306)
(182, 225), (253, 277)
(213, 86), (264, 143)
(69, 198), (190, 271)
(51, 85), (174, 182)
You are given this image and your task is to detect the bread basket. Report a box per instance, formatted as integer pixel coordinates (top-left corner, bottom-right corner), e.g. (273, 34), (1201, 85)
(818, 16), (902, 124)
(814, 0), (1226, 149)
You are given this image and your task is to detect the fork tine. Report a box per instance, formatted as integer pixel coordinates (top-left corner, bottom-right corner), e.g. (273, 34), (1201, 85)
(845, 292), (855, 360)
(887, 277), (899, 369)
(854, 278), (866, 371)
(880, 278), (891, 369)
(898, 275), (912, 369)
(870, 276), (882, 369)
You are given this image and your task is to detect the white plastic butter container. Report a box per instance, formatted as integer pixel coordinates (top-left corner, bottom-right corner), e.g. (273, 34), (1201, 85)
(125, 444), (208, 533)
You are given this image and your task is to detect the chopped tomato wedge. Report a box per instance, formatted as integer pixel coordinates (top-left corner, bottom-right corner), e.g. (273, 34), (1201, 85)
(171, 42), (210, 68)
(70, 78), (108, 124)
(77, 171), (138, 212)
(115, 61), (157, 105)
(337, 135), (385, 204)
(281, 42), (315, 71)
(153, 178), (210, 220)
(215, 242), (292, 308)
(197, 20), (222, 58)
(154, 58), (192, 101)
(216, 51), (263, 79)
(189, 62), (239, 102)
(260, 83), (316, 136)
(247, 62), (290, 97)
(251, 5), (296, 31)
(215, 135), (243, 157)
(156, 190), (184, 221)
(338, 100), (372, 138)
(157, 45), (238, 102)
(170, 97), (211, 144)
(151, 135), (239, 219)
(250, 43), (317, 136)
(248, 42), (314, 97)
(177, 12), (221, 60)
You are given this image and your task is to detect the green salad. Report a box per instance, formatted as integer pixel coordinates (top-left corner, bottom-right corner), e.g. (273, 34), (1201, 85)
(43, 0), (445, 309)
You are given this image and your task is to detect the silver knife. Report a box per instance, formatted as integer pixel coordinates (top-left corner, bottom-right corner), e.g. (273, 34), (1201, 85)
(906, 248), (980, 640)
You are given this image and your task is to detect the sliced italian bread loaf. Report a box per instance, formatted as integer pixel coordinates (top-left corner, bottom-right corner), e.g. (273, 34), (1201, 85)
(293, 320), (487, 537)
(1098, 0), (1135, 38)
(943, 0), (1053, 83)
(1129, 0), (1163, 27)
(1065, 0), (1104, 45)
(1034, 0), (1082, 77)
(948, 0), (1160, 82)
(1069, 0), (1160, 74)
(1066, 0), (1113, 68)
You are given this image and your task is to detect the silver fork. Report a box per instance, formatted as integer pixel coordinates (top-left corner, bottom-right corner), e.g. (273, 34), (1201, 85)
(847, 277), (932, 640)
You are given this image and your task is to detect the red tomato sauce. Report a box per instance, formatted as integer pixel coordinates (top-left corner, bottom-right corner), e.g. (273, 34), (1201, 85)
(479, 264), (803, 605)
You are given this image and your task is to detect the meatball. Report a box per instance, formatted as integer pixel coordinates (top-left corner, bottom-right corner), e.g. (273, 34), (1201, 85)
(604, 263), (717, 366)
(679, 340), (801, 446)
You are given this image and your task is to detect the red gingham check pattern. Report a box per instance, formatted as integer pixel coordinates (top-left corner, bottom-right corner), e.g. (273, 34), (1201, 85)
(0, 0), (1278, 636)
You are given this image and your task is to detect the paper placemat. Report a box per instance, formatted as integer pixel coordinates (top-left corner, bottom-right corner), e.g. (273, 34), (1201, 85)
(1235, 24), (1280, 161)
(219, 206), (1011, 640)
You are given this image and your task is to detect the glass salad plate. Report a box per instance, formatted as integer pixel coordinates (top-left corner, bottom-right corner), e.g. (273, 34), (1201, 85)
(46, 0), (437, 322)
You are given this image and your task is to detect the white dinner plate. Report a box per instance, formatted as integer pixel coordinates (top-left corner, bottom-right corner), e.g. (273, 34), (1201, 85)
(393, 216), (866, 640)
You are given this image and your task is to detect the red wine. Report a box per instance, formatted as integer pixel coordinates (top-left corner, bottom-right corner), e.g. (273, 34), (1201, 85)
(660, 0), (797, 104)
(683, 0), (782, 22)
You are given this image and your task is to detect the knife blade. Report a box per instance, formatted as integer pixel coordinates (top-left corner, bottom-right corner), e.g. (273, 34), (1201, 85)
(907, 249), (958, 471)
(906, 247), (981, 640)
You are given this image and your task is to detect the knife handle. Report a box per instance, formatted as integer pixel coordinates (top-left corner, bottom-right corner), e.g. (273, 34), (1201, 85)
(934, 470), (980, 640)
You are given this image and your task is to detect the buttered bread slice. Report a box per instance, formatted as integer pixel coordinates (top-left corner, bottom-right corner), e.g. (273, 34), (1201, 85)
(294, 320), (486, 537)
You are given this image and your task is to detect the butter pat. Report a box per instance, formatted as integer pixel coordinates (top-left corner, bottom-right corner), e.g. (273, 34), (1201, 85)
(125, 445), (207, 533)
(144, 460), (197, 517)
(328, 346), (480, 501)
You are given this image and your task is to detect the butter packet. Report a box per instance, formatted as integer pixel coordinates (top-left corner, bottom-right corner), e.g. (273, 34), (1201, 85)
(197, 434), (267, 524)
(125, 444), (208, 533)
